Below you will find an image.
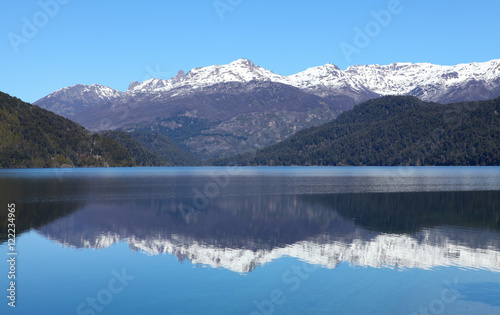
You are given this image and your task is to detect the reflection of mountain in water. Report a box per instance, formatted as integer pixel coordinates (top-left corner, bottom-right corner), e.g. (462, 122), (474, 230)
(36, 191), (500, 273)
(124, 228), (500, 273)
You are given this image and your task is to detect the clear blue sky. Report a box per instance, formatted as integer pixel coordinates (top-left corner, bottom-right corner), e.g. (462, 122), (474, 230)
(1, 0), (499, 103)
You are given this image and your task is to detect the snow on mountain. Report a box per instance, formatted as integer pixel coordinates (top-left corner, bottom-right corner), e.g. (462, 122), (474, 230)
(128, 59), (288, 94)
(343, 59), (500, 101)
(286, 63), (376, 101)
(128, 232), (500, 273)
(125, 58), (500, 102)
(48, 228), (500, 274)
(35, 58), (500, 120)
(34, 84), (122, 117)
(45, 83), (122, 101)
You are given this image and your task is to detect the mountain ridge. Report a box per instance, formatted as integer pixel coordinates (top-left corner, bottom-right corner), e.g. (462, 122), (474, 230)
(34, 59), (500, 160)
(35, 58), (500, 115)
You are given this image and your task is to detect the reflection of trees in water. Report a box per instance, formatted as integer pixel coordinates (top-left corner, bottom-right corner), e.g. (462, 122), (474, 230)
(0, 201), (84, 244)
(301, 191), (500, 234)
(0, 176), (88, 244)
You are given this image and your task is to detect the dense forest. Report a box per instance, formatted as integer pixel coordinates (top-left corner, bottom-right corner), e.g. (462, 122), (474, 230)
(98, 130), (168, 166)
(99, 130), (201, 166)
(0, 92), (183, 168)
(129, 130), (201, 166)
(213, 96), (500, 166)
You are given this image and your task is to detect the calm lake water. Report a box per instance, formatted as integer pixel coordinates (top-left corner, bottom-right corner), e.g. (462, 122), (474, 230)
(1, 166), (500, 315)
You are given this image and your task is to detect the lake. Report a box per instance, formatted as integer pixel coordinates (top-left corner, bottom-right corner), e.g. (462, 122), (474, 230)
(1, 166), (500, 314)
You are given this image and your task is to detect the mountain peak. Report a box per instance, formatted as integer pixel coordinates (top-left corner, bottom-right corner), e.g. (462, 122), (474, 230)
(230, 58), (255, 66)
(172, 70), (186, 83)
(325, 63), (341, 71)
(128, 81), (140, 90)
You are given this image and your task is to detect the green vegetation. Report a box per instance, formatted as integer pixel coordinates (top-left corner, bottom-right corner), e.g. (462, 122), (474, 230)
(0, 92), (191, 168)
(129, 130), (201, 166)
(3, 91), (499, 168)
(99, 130), (168, 166)
(0, 201), (83, 244)
(148, 113), (213, 144)
(213, 96), (500, 166)
(0, 92), (132, 167)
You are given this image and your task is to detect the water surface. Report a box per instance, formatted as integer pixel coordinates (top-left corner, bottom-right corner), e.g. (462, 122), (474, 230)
(1, 166), (500, 314)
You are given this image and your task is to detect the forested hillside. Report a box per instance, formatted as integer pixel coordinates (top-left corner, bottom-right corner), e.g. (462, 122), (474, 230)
(214, 96), (500, 166)
(0, 92), (161, 168)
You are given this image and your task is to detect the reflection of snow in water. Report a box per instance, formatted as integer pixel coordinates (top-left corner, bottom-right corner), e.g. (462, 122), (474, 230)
(71, 228), (500, 274)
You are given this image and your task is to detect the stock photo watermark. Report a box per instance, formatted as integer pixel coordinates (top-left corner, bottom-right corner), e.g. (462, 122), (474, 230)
(340, 0), (405, 62)
(8, 0), (71, 53)
(142, 64), (169, 82)
(213, 0), (244, 21)
(50, 62), (170, 181)
(75, 268), (135, 315)
(98, 63), (169, 130)
(412, 278), (461, 315)
(6, 203), (17, 308)
(250, 262), (318, 315)
(178, 167), (243, 223)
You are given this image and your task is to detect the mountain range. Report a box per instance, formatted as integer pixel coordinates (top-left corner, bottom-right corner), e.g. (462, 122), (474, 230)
(35, 59), (500, 159)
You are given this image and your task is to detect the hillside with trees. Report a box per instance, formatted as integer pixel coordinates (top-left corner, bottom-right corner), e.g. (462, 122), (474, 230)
(213, 96), (500, 166)
(129, 131), (201, 166)
(0, 92), (171, 168)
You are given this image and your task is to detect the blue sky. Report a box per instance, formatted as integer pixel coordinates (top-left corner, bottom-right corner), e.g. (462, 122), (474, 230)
(1, 0), (499, 103)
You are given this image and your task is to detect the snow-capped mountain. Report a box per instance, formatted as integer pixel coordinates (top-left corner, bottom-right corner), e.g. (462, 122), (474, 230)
(36, 59), (500, 115)
(128, 59), (288, 94)
(286, 63), (379, 102)
(117, 58), (500, 103)
(35, 84), (122, 117)
(343, 59), (500, 103)
(34, 58), (500, 159)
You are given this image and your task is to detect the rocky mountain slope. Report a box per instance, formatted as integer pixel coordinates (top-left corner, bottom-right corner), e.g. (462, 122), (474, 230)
(76, 81), (343, 159)
(35, 59), (500, 159)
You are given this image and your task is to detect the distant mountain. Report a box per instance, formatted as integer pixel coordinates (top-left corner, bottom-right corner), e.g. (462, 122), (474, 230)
(36, 59), (500, 115)
(75, 80), (343, 159)
(35, 59), (500, 159)
(128, 58), (289, 93)
(340, 60), (500, 103)
(214, 96), (500, 166)
(0, 92), (187, 168)
(35, 84), (122, 118)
